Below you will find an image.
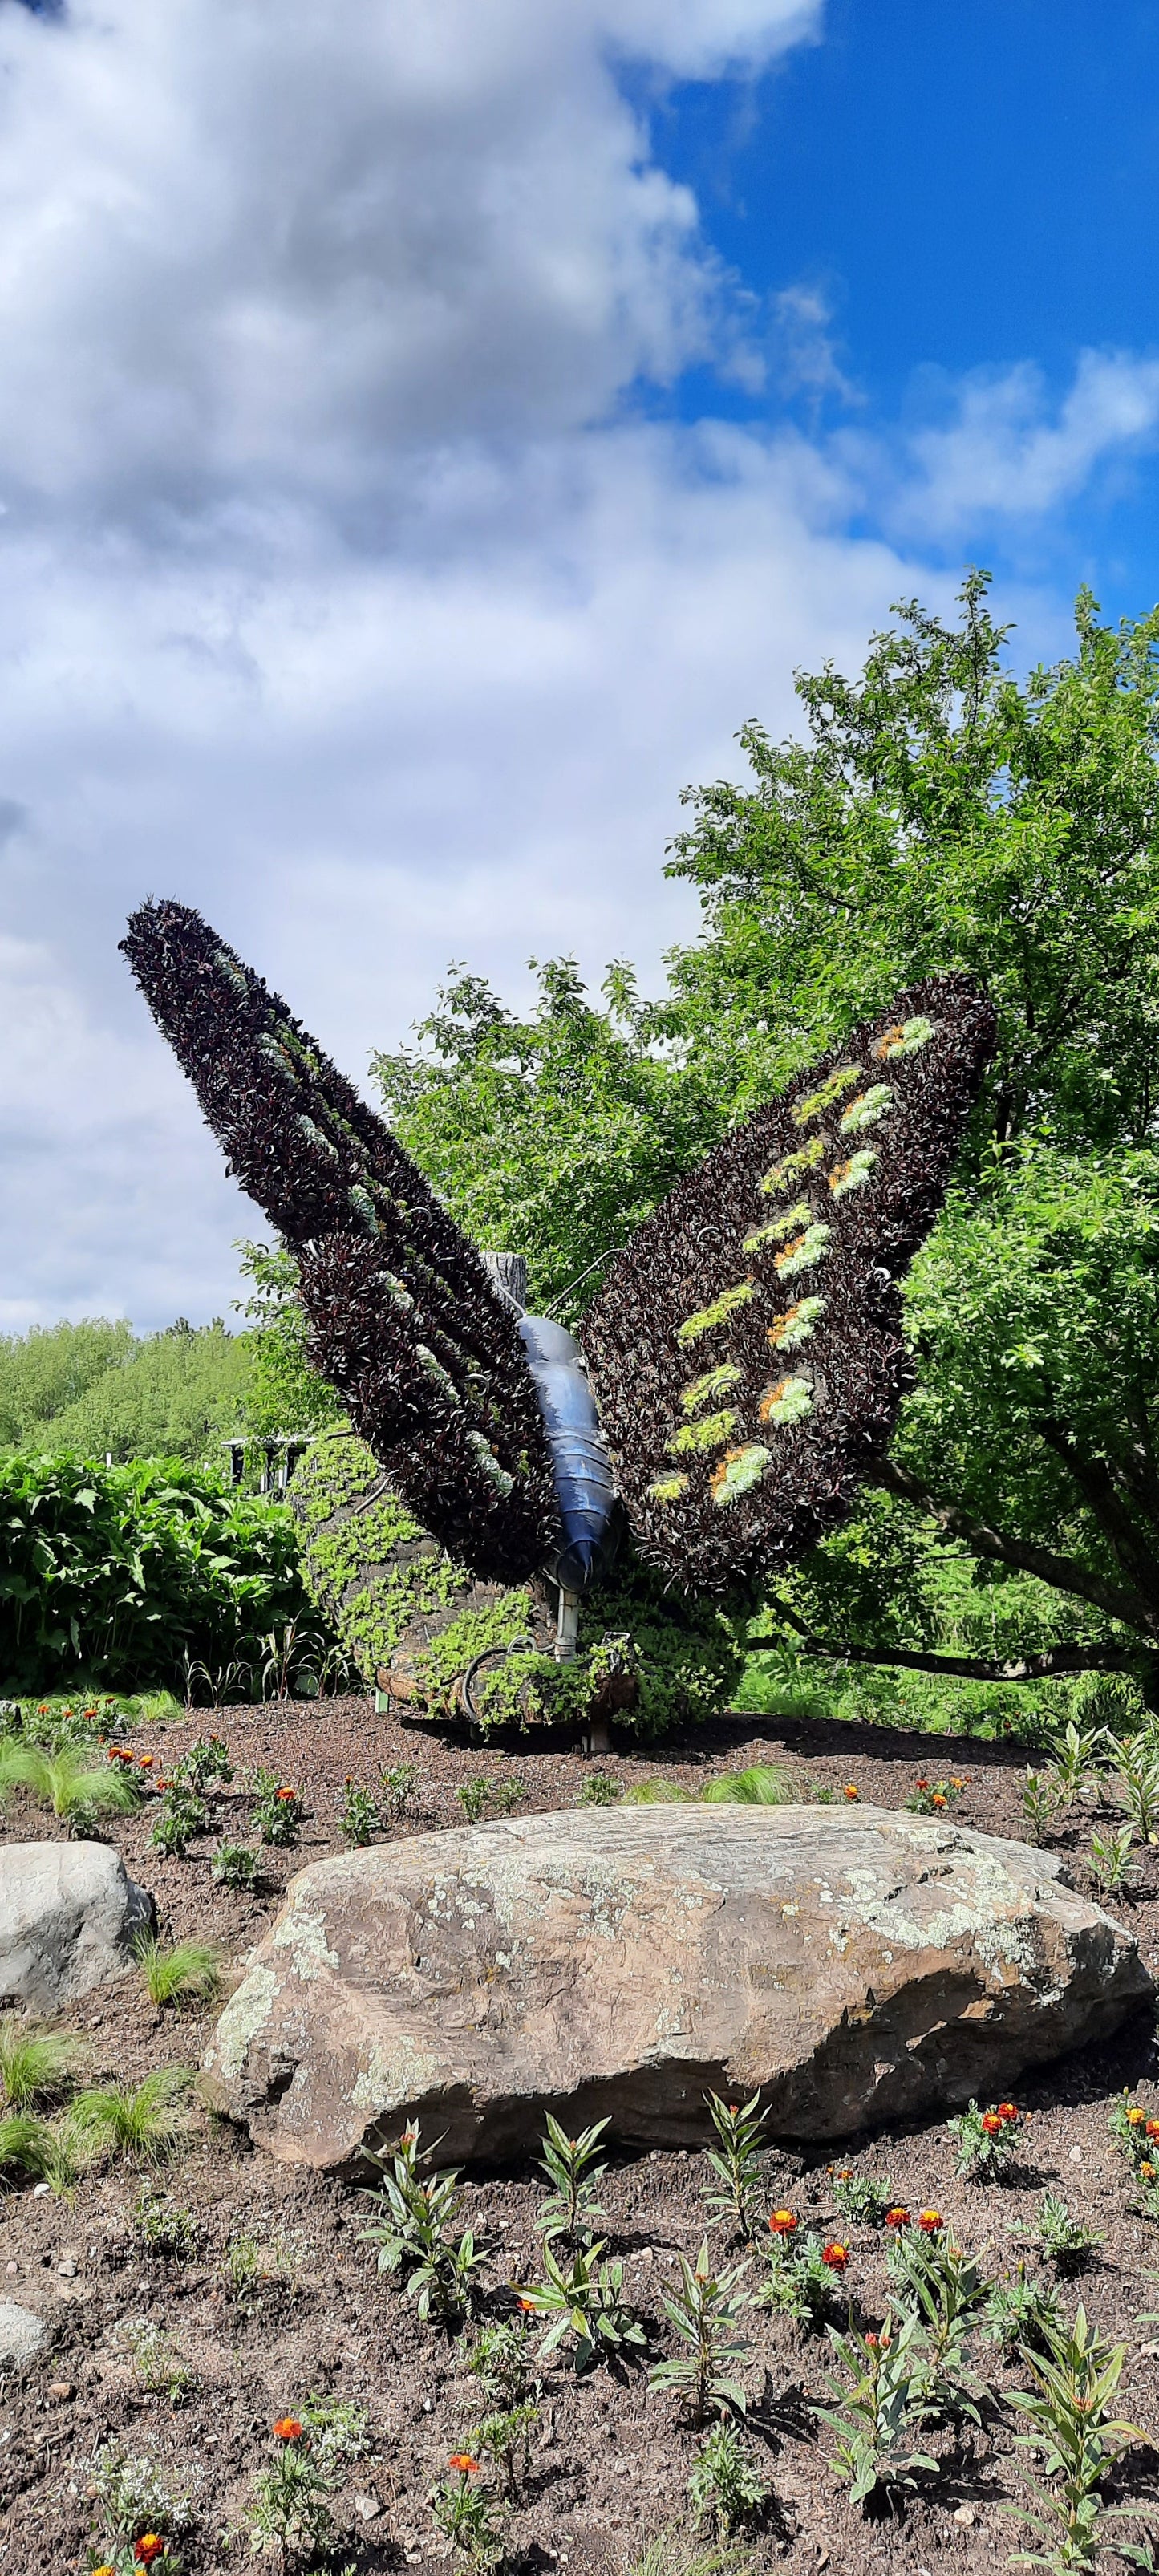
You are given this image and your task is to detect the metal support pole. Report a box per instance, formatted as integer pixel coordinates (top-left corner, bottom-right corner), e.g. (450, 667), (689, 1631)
(555, 1586), (580, 1661)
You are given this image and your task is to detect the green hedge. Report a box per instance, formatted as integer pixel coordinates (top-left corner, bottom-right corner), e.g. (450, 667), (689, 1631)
(0, 1453), (312, 1694)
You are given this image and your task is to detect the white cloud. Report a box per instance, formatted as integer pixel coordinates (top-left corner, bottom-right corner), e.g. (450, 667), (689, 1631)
(887, 349), (1159, 539)
(0, 0), (818, 509)
(0, 0), (1155, 1339)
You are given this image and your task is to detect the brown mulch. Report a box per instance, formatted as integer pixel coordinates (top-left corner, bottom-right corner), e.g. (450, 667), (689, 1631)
(2, 1695), (1159, 2572)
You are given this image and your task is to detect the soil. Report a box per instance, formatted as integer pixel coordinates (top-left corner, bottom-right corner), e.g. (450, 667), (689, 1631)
(3, 1694), (1159, 2574)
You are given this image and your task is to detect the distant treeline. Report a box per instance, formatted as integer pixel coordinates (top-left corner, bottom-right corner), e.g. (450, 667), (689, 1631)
(0, 1316), (253, 1466)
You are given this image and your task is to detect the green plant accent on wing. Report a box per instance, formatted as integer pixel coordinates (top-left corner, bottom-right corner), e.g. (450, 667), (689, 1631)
(648, 1472), (689, 1503)
(791, 1063), (863, 1126)
(741, 1199), (813, 1254)
(760, 1130), (827, 1194)
(839, 1082), (894, 1134)
(681, 1364), (743, 1417)
(676, 1281), (756, 1345)
(759, 1375), (813, 1431)
(466, 1431), (515, 1495)
(829, 1150), (877, 1199)
(873, 1014), (935, 1061)
(768, 1296), (825, 1352)
(710, 1445), (771, 1507)
(773, 1223), (831, 1278)
(670, 1410), (740, 1458)
(347, 1182), (381, 1235)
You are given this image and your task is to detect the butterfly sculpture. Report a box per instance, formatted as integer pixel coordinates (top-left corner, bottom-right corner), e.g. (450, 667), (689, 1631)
(122, 902), (995, 1605)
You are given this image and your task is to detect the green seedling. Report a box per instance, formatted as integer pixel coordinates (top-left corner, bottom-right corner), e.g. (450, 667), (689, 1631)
(649, 2237), (752, 2424)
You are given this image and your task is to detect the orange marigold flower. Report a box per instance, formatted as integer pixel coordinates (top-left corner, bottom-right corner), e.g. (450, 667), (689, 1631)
(1127, 2105), (1146, 2125)
(1145, 2120), (1159, 2140)
(134, 2542), (164, 2568)
(1141, 2161), (1156, 2180)
(92, 2566), (117, 2576)
(137, 1753), (154, 1769)
(885, 2206), (910, 2228)
(918, 2209), (941, 2233)
(997, 2103), (1018, 2121)
(517, 2294), (537, 2311)
(843, 1784), (859, 1801)
(982, 2112), (1003, 2136)
(915, 1777), (929, 1789)
(277, 1787), (295, 1801)
(768, 2208), (798, 2235)
(449, 2454), (479, 2475)
(273, 2416), (303, 2441)
(931, 1793), (948, 1809)
(950, 1776), (965, 1790)
(821, 2241), (849, 2270)
(864, 2331), (879, 2349)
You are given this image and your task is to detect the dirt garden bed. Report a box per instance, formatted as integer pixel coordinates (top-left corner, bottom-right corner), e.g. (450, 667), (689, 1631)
(2, 1694), (1159, 2572)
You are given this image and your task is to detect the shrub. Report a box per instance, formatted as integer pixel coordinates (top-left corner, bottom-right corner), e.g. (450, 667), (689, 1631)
(519, 2238), (646, 2375)
(250, 1768), (305, 1845)
(947, 2097), (1026, 2179)
(813, 2312), (937, 2509)
(360, 2126), (487, 2327)
(1008, 2192), (1104, 2277)
(534, 2113), (609, 2246)
(337, 1779), (379, 1845)
(0, 1452), (314, 1695)
(830, 2169), (896, 2228)
(211, 1841), (261, 1891)
(149, 1784), (209, 1859)
(1007, 2302), (1146, 2572)
(578, 1770), (622, 1806)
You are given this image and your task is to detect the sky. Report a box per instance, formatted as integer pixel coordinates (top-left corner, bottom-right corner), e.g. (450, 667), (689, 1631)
(2, 0), (1159, 1333)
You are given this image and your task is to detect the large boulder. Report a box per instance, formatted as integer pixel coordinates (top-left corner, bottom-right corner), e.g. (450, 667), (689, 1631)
(0, 1842), (155, 2010)
(202, 1805), (1152, 2170)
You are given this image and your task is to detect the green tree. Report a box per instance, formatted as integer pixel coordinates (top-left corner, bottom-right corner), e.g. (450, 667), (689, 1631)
(0, 1318), (132, 1448)
(374, 957), (722, 1322)
(233, 1240), (342, 1436)
(43, 1320), (252, 1466)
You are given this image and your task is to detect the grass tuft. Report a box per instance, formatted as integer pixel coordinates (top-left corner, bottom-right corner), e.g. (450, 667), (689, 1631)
(71, 2066), (194, 2164)
(0, 1736), (140, 1820)
(132, 1936), (223, 2010)
(0, 2015), (87, 2110)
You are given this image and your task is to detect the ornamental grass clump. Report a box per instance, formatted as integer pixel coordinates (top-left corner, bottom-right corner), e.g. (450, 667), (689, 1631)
(701, 2090), (770, 2241)
(0, 2111), (55, 2185)
(71, 2067), (193, 2166)
(0, 2013), (86, 2110)
(648, 2237), (752, 2423)
(0, 1735), (140, 1825)
(132, 1936), (222, 2010)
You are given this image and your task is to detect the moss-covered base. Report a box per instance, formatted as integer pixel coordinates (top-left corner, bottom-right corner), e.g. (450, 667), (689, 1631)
(288, 1431), (745, 1738)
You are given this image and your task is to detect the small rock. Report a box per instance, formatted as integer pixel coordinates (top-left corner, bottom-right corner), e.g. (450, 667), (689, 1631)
(354, 2494), (381, 2522)
(31, 2183), (50, 2200)
(56, 2258), (77, 2279)
(953, 2505), (977, 2527)
(46, 2382), (74, 2400)
(1069, 2145), (1084, 2164)
(0, 2302), (47, 2364)
(4, 2262), (17, 2277)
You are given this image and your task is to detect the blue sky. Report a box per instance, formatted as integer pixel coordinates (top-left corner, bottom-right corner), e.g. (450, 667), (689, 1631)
(1, 0), (1157, 1332)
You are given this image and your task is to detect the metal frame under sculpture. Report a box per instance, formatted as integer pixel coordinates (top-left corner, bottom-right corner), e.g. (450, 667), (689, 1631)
(122, 902), (995, 1681)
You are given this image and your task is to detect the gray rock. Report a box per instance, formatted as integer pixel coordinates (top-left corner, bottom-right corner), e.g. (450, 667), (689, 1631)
(0, 2302), (47, 2363)
(0, 1842), (155, 2010)
(201, 1804), (1152, 2170)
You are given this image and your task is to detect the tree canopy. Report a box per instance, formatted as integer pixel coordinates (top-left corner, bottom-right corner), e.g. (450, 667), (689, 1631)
(0, 1315), (253, 1466)
(383, 576), (1159, 1706)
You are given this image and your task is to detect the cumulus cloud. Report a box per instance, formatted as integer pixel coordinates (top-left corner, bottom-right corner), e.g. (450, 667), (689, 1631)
(888, 349), (1159, 539)
(0, 0), (1154, 1335)
(0, 0), (818, 509)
